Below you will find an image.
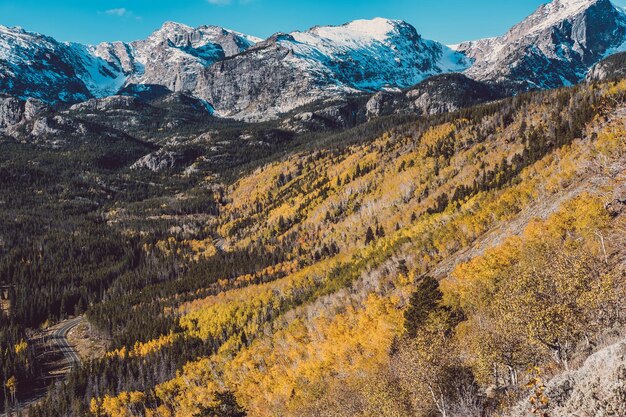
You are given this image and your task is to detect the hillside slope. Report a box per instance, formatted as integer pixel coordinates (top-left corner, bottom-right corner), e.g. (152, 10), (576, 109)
(20, 78), (626, 417)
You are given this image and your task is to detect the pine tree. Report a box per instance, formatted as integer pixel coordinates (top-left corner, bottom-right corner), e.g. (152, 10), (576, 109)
(404, 276), (443, 338)
(364, 227), (375, 245)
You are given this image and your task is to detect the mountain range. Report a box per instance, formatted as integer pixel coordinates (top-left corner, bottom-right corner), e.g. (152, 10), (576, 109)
(2, 0), (626, 121)
(2, 1), (626, 415)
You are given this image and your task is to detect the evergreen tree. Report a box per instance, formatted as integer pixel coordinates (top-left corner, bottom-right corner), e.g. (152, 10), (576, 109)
(404, 276), (443, 338)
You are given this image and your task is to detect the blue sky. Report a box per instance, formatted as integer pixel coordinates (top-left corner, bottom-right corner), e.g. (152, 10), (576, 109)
(1, 0), (625, 45)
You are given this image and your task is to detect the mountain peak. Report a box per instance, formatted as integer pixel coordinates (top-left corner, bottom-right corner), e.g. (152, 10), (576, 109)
(553, 0), (598, 7)
(338, 17), (403, 37)
(516, 0), (611, 35)
(462, 0), (626, 90)
(304, 18), (411, 44)
(149, 21), (194, 41)
(158, 21), (193, 32)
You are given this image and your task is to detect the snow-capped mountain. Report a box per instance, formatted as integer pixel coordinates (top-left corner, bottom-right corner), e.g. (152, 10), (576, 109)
(0, 19), (467, 121)
(457, 0), (626, 90)
(0, 22), (260, 106)
(5, 0), (626, 120)
(0, 25), (126, 103)
(95, 22), (261, 93)
(279, 18), (467, 92)
(194, 18), (469, 120)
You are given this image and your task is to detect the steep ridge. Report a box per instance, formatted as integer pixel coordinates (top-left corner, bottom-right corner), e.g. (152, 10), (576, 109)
(96, 22), (261, 94)
(457, 0), (626, 90)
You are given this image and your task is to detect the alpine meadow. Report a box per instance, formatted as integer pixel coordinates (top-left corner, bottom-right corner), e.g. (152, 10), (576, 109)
(0, 1), (625, 416)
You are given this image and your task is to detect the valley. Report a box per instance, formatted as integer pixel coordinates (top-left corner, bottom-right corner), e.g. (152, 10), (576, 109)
(1, 0), (625, 416)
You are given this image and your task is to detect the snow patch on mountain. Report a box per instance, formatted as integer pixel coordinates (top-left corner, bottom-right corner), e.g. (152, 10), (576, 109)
(66, 43), (127, 98)
(279, 18), (469, 92)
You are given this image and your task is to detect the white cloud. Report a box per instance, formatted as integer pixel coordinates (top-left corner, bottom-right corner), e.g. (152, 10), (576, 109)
(206, 0), (256, 5)
(105, 8), (129, 17)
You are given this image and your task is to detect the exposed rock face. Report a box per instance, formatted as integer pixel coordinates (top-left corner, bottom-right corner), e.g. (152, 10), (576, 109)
(364, 73), (501, 119)
(0, 95), (25, 129)
(64, 92), (214, 144)
(405, 73), (502, 115)
(197, 39), (337, 122)
(281, 98), (369, 133)
(110, 22), (260, 95)
(280, 73), (499, 133)
(69, 95), (142, 112)
(131, 150), (181, 171)
(193, 19), (468, 120)
(458, 0), (626, 90)
(131, 148), (200, 172)
(507, 336), (626, 417)
(586, 51), (626, 81)
(0, 94), (47, 132)
(24, 98), (48, 120)
(366, 91), (405, 119)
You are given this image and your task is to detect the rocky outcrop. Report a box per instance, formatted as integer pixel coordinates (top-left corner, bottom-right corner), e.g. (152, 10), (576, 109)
(507, 336), (626, 417)
(281, 98), (368, 133)
(365, 91), (405, 119)
(0, 95), (25, 129)
(364, 73), (502, 119)
(404, 73), (502, 115)
(586, 51), (626, 81)
(131, 147), (200, 172)
(280, 73), (502, 133)
(69, 95), (142, 112)
(0, 94), (47, 132)
(62, 91), (215, 144)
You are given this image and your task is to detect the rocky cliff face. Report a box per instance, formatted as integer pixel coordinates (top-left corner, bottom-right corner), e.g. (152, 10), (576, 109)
(279, 73), (500, 133)
(0, 94), (47, 132)
(458, 0), (626, 90)
(364, 73), (501, 119)
(100, 22), (260, 95)
(188, 19), (469, 120)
